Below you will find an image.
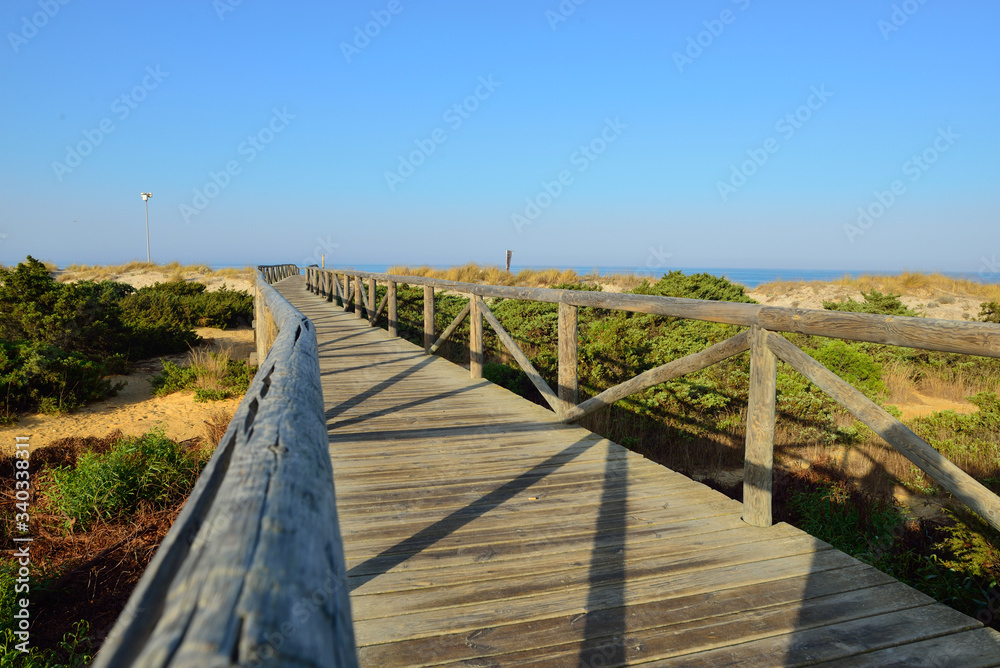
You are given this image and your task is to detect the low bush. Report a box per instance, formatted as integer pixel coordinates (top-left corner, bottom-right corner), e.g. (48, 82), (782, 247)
(37, 429), (209, 532)
(980, 302), (1000, 324)
(822, 290), (918, 317)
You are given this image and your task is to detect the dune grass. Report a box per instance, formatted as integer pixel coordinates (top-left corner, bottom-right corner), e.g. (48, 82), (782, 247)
(386, 263), (661, 289)
(757, 271), (1000, 303)
(57, 261), (253, 284)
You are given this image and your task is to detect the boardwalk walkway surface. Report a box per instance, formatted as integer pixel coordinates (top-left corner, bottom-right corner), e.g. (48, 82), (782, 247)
(277, 276), (1000, 667)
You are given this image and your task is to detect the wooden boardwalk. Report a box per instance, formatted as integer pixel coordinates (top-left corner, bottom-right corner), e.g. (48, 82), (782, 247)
(278, 276), (1000, 667)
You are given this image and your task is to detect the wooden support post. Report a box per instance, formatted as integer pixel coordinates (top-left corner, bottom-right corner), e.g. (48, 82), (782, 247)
(470, 295), (483, 379)
(743, 325), (777, 527)
(355, 275), (364, 319)
(424, 286), (434, 354)
(388, 281), (398, 337)
(368, 278), (376, 325)
(342, 274), (351, 312)
(558, 302), (578, 416)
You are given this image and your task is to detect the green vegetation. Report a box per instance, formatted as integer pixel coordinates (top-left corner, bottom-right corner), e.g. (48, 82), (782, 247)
(1, 429), (212, 663)
(822, 289), (919, 317)
(0, 256), (254, 422)
(980, 302), (1000, 324)
(37, 429), (209, 532)
(0, 593), (92, 667)
(151, 348), (256, 402)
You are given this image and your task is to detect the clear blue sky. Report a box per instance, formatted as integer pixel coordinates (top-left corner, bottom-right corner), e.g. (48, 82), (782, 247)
(1, 0), (997, 273)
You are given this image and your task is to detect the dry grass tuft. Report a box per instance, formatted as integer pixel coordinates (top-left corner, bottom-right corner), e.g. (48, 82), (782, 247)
(202, 408), (233, 447)
(188, 346), (233, 393)
(386, 263), (664, 289)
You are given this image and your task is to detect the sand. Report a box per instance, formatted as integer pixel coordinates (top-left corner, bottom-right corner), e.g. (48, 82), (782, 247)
(747, 283), (982, 322)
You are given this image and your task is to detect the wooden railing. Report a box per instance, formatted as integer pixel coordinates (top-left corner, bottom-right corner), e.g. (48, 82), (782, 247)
(93, 269), (357, 668)
(259, 263), (300, 284)
(306, 266), (1000, 531)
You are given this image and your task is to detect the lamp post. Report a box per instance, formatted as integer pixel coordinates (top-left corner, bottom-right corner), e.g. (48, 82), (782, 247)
(140, 192), (152, 263)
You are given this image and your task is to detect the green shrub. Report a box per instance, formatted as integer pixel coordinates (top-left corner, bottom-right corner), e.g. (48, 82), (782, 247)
(980, 302), (1000, 324)
(0, 341), (121, 421)
(150, 360), (197, 396)
(37, 429), (209, 532)
(808, 339), (886, 400)
(788, 482), (904, 572)
(822, 290), (918, 317)
(631, 270), (757, 303)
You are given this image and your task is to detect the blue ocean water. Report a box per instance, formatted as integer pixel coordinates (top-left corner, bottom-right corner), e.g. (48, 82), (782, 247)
(277, 264), (990, 289)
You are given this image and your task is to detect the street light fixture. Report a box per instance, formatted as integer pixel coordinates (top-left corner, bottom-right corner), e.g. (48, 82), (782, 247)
(140, 192), (152, 263)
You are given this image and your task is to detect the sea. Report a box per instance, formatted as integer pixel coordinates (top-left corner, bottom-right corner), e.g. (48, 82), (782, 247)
(234, 265), (991, 290)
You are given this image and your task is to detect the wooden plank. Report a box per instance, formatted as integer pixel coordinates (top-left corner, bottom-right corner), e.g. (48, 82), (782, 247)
(348, 523), (805, 597)
(387, 281), (397, 337)
(557, 302), (578, 416)
(480, 300), (560, 412)
(429, 301), (471, 354)
(815, 627), (1000, 668)
(423, 285), (434, 353)
(652, 603), (982, 667)
(367, 277), (375, 324)
(766, 330), (1000, 533)
(369, 290), (388, 327)
(355, 275), (364, 319)
(563, 330), (751, 423)
(470, 295), (483, 378)
(358, 565), (898, 665)
(744, 325), (777, 527)
(349, 549), (859, 646)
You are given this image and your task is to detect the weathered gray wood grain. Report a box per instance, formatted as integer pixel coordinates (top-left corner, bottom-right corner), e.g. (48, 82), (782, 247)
(93, 270), (358, 668)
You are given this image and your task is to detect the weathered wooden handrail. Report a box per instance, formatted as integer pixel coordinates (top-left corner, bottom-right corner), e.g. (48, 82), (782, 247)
(94, 269), (357, 668)
(259, 263), (300, 284)
(306, 266), (1000, 532)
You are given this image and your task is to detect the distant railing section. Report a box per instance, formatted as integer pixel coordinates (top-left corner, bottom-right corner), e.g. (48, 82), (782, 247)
(259, 263), (300, 284)
(306, 266), (1000, 532)
(94, 268), (358, 668)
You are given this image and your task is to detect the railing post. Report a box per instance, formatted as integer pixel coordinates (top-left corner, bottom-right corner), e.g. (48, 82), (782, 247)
(355, 276), (364, 318)
(424, 286), (435, 354)
(470, 295), (483, 378)
(388, 281), (398, 337)
(342, 274), (350, 312)
(368, 278), (376, 326)
(744, 324), (777, 527)
(558, 302), (578, 416)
